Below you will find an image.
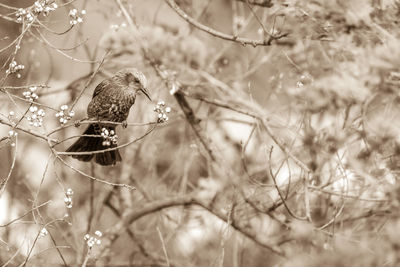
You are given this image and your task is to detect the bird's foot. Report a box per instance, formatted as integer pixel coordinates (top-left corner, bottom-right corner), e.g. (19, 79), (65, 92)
(122, 121), (128, 129)
(74, 121), (81, 127)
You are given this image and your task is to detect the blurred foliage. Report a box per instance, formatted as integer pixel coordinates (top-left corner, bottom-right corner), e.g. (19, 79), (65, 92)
(1, 0), (400, 266)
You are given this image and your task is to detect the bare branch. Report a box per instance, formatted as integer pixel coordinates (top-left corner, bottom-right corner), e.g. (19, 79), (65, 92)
(164, 0), (287, 47)
(101, 195), (286, 257)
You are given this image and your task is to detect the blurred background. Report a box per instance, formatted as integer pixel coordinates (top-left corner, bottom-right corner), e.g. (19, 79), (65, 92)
(1, 0), (400, 266)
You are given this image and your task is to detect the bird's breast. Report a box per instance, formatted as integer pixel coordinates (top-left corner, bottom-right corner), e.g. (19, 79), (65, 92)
(87, 88), (136, 122)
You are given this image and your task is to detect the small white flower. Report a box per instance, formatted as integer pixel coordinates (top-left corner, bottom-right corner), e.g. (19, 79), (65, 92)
(95, 230), (102, 237)
(87, 240), (94, 247)
(69, 9), (77, 16)
(39, 227), (48, 237)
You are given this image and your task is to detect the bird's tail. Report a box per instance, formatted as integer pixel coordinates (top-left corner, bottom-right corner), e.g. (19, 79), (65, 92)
(66, 124), (122, 166)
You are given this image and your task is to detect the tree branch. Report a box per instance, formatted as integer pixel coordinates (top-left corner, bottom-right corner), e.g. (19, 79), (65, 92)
(164, 0), (287, 47)
(101, 195), (286, 257)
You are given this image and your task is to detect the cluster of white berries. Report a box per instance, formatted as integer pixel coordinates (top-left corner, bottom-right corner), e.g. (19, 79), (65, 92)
(64, 188), (73, 209)
(296, 80), (304, 88)
(110, 22), (127, 31)
(16, 8), (35, 23)
(33, 0), (57, 16)
(6, 61), (24, 78)
(69, 9), (86, 25)
(153, 101), (171, 123)
(23, 86), (39, 102)
(101, 128), (118, 147)
(39, 227), (48, 238)
(8, 130), (18, 147)
(55, 105), (75, 124)
(8, 111), (15, 121)
(27, 106), (45, 127)
(84, 231), (102, 248)
(16, 1), (57, 23)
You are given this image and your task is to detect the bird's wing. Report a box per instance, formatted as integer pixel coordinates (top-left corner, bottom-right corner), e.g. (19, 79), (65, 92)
(92, 77), (113, 98)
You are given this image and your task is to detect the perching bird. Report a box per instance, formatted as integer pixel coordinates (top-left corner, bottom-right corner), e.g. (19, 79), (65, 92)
(66, 68), (151, 166)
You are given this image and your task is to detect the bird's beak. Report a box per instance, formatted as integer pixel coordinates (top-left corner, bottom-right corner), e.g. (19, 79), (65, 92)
(141, 87), (152, 101)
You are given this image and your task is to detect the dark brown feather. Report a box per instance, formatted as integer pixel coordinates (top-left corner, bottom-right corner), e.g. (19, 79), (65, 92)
(66, 124), (121, 166)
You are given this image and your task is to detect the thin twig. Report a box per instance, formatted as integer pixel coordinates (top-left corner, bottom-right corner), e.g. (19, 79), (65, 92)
(81, 247), (92, 267)
(101, 195), (286, 257)
(244, 0), (270, 36)
(69, 52), (109, 111)
(49, 144), (136, 190)
(0, 138), (17, 195)
(156, 227), (170, 267)
(0, 201), (51, 227)
(57, 124), (156, 155)
(164, 0), (287, 47)
(0, 118), (58, 144)
(268, 146), (307, 221)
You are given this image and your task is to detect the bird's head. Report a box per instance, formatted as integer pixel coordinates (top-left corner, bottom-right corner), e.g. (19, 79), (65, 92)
(117, 68), (151, 101)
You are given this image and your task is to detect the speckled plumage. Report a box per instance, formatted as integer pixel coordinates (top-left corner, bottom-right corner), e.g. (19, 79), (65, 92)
(66, 68), (150, 166)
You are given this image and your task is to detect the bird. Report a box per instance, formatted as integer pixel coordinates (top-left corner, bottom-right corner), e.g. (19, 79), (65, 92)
(66, 68), (151, 166)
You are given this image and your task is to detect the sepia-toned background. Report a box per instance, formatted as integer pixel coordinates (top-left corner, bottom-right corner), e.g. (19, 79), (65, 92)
(1, 0), (400, 266)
